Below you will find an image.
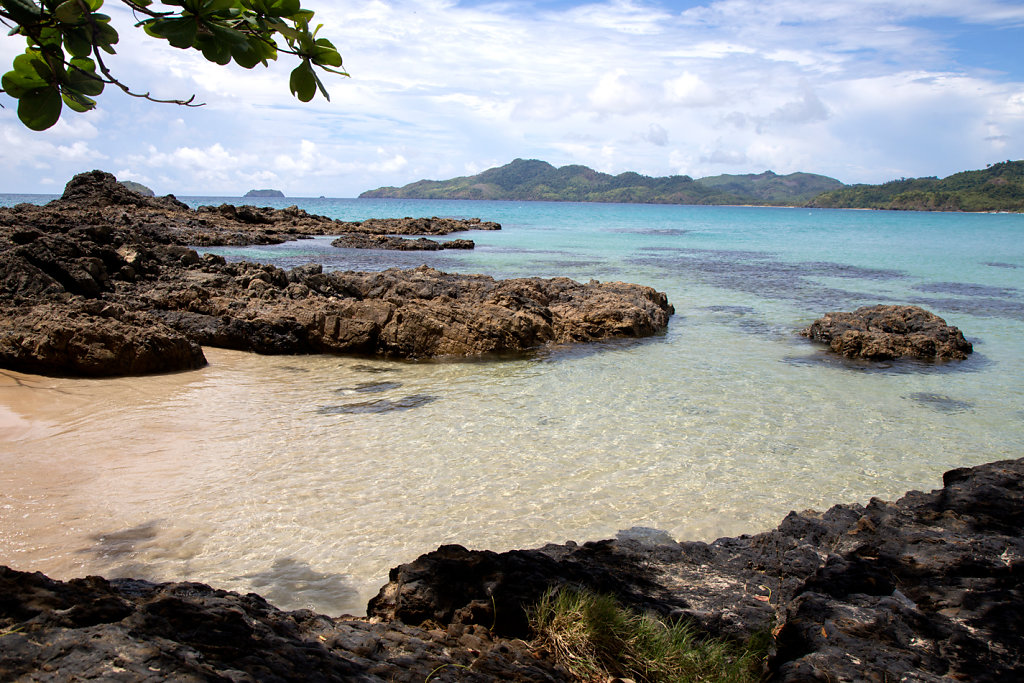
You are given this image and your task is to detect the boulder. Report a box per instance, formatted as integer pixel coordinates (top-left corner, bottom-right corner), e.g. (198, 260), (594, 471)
(801, 304), (973, 361)
(0, 302), (206, 377)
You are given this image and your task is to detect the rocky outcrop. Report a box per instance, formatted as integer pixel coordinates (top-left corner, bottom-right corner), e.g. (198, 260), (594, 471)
(331, 234), (475, 251)
(3, 458), (1021, 680)
(0, 567), (563, 682)
(0, 171), (672, 376)
(0, 301), (205, 377)
(370, 457), (1024, 681)
(801, 304), (973, 361)
(335, 216), (501, 235)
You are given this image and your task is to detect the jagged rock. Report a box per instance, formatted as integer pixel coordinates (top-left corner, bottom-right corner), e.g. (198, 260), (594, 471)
(335, 216), (501, 235)
(0, 171), (672, 376)
(0, 568), (564, 682)
(801, 304), (973, 361)
(330, 234), (474, 251)
(370, 458), (1024, 680)
(0, 302), (206, 377)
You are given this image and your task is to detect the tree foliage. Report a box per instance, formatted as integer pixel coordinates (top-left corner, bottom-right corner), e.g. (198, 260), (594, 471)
(0, 0), (346, 130)
(807, 160), (1024, 212)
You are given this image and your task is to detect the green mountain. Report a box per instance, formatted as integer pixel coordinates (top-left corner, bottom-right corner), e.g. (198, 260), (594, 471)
(359, 159), (844, 205)
(807, 160), (1024, 212)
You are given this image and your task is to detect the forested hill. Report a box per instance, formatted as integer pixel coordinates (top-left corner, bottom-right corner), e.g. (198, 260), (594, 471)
(359, 159), (844, 205)
(807, 160), (1024, 212)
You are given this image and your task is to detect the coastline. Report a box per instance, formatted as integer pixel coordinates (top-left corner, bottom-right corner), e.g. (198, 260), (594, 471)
(2, 456), (1021, 680)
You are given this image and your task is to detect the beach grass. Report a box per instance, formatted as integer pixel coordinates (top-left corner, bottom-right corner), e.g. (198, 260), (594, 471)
(529, 586), (768, 682)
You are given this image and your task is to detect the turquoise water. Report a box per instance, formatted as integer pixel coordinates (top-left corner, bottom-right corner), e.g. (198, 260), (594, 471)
(2, 195), (1022, 616)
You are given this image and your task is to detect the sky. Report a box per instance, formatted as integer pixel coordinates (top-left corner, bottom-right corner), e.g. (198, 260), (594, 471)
(1, 0), (1023, 197)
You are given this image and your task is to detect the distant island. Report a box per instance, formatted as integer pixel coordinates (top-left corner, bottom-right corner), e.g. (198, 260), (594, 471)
(360, 159), (842, 206)
(119, 180), (154, 197)
(244, 189), (285, 198)
(360, 158), (1024, 212)
(808, 160), (1024, 212)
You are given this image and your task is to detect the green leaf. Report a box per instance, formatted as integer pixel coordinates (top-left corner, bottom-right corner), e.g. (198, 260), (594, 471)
(67, 57), (103, 96)
(268, 0), (300, 17)
(146, 17), (198, 48)
(312, 68), (329, 101)
(312, 38), (342, 68)
(198, 36), (231, 65)
(0, 0), (43, 24)
(18, 86), (63, 131)
(63, 27), (93, 58)
(289, 60), (315, 102)
(54, 0), (88, 24)
(203, 0), (239, 12)
(61, 90), (96, 113)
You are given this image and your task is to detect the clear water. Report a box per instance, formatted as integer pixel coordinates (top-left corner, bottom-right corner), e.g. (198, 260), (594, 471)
(2, 196), (1022, 616)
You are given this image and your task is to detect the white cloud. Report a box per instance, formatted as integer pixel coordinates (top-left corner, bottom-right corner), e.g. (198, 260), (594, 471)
(663, 72), (721, 107)
(588, 69), (650, 115)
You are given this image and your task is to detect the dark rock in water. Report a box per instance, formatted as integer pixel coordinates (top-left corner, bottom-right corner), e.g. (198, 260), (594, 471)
(335, 216), (501, 236)
(0, 170), (673, 376)
(336, 381), (403, 394)
(370, 458), (1024, 680)
(331, 234), (458, 251)
(905, 391), (974, 414)
(316, 394), (436, 414)
(801, 304), (973, 361)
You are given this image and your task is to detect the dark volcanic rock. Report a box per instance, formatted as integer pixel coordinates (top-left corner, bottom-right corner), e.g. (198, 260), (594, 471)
(335, 216), (501, 235)
(370, 458), (1024, 681)
(0, 171), (672, 376)
(0, 302), (206, 377)
(801, 304), (973, 361)
(0, 567), (564, 682)
(331, 234), (475, 251)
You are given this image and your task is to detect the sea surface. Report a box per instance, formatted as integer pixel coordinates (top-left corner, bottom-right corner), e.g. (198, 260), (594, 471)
(2, 195), (1023, 616)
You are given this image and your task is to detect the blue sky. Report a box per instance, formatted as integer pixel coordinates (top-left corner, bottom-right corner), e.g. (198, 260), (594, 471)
(1, 0), (1023, 196)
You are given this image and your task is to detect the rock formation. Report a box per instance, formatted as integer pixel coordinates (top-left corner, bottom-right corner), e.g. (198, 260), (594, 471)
(2, 458), (1021, 680)
(369, 457), (1024, 680)
(330, 234), (475, 250)
(0, 171), (673, 377)
(801, 304), (973, 361)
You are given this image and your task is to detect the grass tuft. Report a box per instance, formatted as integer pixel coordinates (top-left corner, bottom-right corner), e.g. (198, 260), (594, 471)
(529, 586), (768, 683)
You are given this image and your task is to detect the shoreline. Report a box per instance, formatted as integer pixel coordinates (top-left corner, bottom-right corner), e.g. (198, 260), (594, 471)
(2, 456), (1021, 680)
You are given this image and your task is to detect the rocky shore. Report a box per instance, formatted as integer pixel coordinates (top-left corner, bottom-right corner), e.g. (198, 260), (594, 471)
(2, 457), (1021, 681)
(0, 171), (673, 377)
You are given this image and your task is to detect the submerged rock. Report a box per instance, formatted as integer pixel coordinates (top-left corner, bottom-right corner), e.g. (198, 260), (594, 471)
(801, 304), (973, 361)
(0, 171), (673, 376)
(330, 234), (475, 251)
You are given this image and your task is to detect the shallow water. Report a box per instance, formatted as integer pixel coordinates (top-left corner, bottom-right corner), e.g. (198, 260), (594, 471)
(2, 198), (1022, 616)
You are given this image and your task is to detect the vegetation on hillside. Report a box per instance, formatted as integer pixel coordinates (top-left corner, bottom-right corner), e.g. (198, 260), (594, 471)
(808, 160), (1024, 212)
(360, 159), (843, 206)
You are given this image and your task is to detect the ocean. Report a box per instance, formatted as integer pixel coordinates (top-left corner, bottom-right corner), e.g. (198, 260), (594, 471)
(1, 196), (1022, 616)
